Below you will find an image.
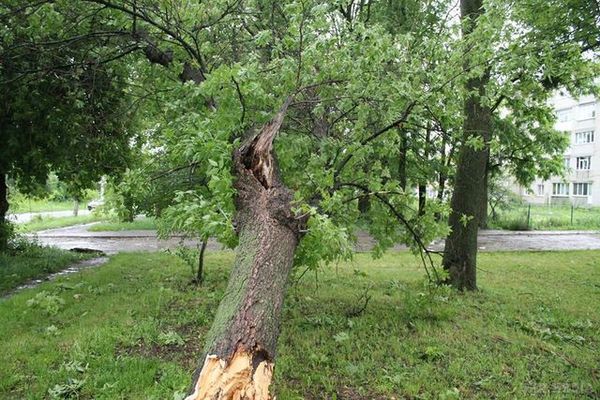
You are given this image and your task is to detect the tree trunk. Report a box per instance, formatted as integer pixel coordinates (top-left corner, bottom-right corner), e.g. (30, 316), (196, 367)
(186, 99), (302, 400)
(73, 198), (80, 217)
(436, 173), (446, 204)
(195, 238), (208, 285)
(358, 195), (370, 214)
(418, 126), (431, 216)
(478, 164), (489, 229)
(398, 131), (408, 191)
(418, 184), (426, 215)
(442, 0), (490, 291)
(434, 137), (453, 222)
(434, 174), (446, 222)
(0, 173), (9, 251)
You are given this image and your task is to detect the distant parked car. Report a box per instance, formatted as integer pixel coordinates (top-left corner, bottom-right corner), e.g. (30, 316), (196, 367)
(87, 199), (104, 211)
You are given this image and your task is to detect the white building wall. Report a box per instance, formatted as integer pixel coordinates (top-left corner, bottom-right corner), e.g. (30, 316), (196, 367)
(518, 93), (599, 206)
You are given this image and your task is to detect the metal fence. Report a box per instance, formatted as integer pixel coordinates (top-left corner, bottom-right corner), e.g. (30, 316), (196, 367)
(490, 203), (600, 230)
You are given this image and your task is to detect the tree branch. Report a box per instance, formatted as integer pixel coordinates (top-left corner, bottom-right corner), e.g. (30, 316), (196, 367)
(339, 182), (442, 282)
(333, 101), (417, 180)
(232, 76), (246, 126)
(84, 0), (207, 73)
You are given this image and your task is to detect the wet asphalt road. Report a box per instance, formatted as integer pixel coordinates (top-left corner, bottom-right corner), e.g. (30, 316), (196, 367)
(30, 223), (600, 254)
(30, 223), (217, 254)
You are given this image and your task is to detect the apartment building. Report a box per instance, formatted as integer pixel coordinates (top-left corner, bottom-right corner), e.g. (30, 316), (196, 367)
(515, 93), (599, 206)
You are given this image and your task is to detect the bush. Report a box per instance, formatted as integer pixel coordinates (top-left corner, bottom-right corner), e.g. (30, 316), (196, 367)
(494, 217), (530, 231)
(0, 221), (15, 251)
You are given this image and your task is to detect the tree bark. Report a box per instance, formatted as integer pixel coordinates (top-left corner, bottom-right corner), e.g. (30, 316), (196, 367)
(186, 99), (302, 400)
(434, 174), (446, 222)
(73, 198), (80, 217)
(398, 131), (408, 191)
(418, 184), (427, 215)
(478, 163), (489, 229)
(195, 238), (208, 285)
(436, 173), (447, 204)
(418, 126), (432, 216)
(434, 137), (453, 222)
(442, 0), (490, 291)
(0, 173), (9, 251)
(358, 195), (370, 214)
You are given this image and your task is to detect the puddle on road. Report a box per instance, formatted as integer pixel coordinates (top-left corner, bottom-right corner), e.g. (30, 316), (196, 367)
(2, 256), (110, 299)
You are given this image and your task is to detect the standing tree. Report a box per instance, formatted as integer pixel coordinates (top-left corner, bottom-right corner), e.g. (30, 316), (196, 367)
(0, 1), (137, 249)
(442, 0), (490, 291)
(443, 0), (599, 290)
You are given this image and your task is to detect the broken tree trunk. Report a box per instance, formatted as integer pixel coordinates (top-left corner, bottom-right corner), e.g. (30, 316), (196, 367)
(186, 98), (302, 400)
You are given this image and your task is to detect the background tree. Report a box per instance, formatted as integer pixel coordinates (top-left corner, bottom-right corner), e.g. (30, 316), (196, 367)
(441, 0), (491, 291)
(0, 1), (137, 249)
(443, 0), (599, 290)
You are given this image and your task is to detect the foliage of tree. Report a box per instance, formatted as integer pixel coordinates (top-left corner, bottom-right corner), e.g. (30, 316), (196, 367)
(0, 1), (138, 249)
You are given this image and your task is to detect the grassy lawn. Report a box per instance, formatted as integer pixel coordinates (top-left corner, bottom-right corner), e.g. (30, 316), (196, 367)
(490, 204), (600, 231)
(87, 217), (157, 232)
(10, 199), (76, 213)
(0, 244), (95, 294)
(16, 215), (103, 233)
(0, 251), (598, 399)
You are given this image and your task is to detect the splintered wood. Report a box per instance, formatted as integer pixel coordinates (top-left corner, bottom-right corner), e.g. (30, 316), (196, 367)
(242, 97), (292, 189)
(186, 351), (273, 400)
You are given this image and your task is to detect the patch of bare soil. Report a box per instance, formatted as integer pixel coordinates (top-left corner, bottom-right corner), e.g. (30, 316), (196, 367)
(116, 324), (202, 369)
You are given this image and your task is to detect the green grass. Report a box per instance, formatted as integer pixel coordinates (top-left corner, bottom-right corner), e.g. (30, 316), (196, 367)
(10, 199), (77, 213)
(0, 244), (95, 294)
(490, 204), (600, 231)
(16, 214), (103, 233)
(87, 217), (157, 232)
(0, 251), (598, 399)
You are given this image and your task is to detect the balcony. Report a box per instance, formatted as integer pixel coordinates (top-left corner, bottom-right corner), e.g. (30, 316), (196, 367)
(574, 170), (591, 180)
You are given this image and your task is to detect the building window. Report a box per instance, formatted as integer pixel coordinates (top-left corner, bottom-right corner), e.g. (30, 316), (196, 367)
(552, 182), (569, 196)
(556, 108), (571, 122)
(573, 183), (592, 196)
(577, 102), (596, 120)
(574, 130), (595, 144)
(564, 157), (570, 169)
(576, 156), (591, 170)
(536, 184), (544, 196)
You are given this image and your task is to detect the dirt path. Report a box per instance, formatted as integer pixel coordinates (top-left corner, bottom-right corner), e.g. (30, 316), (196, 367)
(30, 224), (600, 253)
